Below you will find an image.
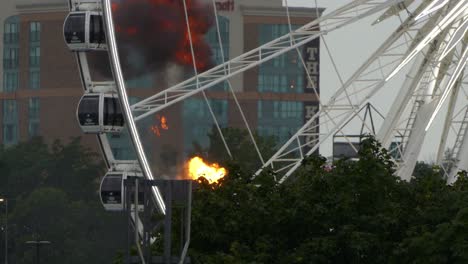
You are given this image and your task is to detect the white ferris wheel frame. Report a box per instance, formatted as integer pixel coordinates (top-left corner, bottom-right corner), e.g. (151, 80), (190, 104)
(70, 0), (468, 197)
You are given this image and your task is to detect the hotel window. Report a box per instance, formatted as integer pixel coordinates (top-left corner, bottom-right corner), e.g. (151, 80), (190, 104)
(257, 100), (303, 145)
(3, 16), (20, 93)
(3, 72), (18, 92)
(206, 16), (229, 65)
(29, 69), (40, 90)
(29, 22), (41, 42)
(205, 16), (229, 91)
(3, 47), (18, 69)
(29, 22), (41, 90)
(4, 17), (19, 44)
(29, 46), (40, 67)
(257, 24), (304, 94)
(2, 100), (18, 146)
(28, 98), (40, 138)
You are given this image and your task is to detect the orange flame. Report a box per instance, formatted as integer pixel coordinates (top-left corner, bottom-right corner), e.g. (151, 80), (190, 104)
(160, 116), (168, 130)
(151, 115), (169, 137)
(187, 157), (226, 183)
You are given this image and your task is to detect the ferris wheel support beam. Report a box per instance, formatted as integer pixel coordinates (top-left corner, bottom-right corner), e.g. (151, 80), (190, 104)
(395, 100), (438, 180)
(386, 0), (467, 80)
(438, 65), (468, 183)
(399, 44), (467, 179)
(377, 7), (462, 150)
(390, 41), (468, 179)
(449, 124), (468, 183)
(427, 45), (468, 131)
(436, 76), (461, 165)
(376, 53), (429, 148)
(375, 9), (468, 180)
(130, 0), (406, 121)
(378, 39), (443, 160)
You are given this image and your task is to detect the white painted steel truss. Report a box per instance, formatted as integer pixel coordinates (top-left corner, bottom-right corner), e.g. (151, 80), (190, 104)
(385, 37), (467, 180)
(378, 7), (468, 180)
(260, 0), (468, 183)
(130, 0), (406, 121)
(72, 0), (468, 189)
(129, 0), (468, 184)
(437, 64), (468, 184)
(256, 2), (438, 182)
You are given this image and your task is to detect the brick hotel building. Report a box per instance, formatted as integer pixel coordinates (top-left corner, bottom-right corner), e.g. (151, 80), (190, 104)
(0, 0), (321, 168)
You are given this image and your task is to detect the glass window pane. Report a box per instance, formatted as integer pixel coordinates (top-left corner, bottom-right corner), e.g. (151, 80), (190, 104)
(29, 70), (40, 89)
(78, 96), (99, 126)
(29, 22), (41, 42)
(257, 24), (304, 94)
(64, 14), (85, 44)
(3, 100), (18, 145)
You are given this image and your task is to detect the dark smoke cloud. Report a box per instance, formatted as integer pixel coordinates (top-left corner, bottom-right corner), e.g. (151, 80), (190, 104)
(90, 0), (215, 79)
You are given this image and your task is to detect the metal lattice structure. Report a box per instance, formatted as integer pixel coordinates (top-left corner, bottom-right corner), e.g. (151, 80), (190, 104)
(65, 0), (467, 262)
(120, 0), (467, 182)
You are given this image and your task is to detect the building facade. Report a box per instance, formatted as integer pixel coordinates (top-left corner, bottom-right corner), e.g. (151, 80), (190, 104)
(0, 0), (321, 172)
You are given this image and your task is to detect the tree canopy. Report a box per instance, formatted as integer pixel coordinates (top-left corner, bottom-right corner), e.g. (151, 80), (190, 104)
(187, 136), (468, 263)
(0, 137), (126, 264)
(2, 133), (468, 263)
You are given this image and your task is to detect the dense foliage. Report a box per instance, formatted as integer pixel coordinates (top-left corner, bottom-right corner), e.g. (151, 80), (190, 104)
(188, 137), (468, 263)
(0, 138), (126, 264)
(2, 134), (468, 263)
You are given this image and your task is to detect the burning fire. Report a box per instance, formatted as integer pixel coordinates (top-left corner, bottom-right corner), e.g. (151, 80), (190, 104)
(187, 157), (226, 183)
(112, 0), (214, 76)
(151, 115), (169, 137)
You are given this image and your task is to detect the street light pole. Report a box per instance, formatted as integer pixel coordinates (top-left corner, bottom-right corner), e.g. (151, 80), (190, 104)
(0, 198), (7, 264)
(4, 199), (6, 264)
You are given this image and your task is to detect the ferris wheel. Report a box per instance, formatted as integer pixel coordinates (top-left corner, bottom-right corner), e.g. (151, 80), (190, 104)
(63, 0), (468, 201)
(63, 0), (467, 260)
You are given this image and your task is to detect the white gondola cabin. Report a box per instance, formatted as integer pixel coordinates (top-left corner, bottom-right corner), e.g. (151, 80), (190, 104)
(64, 11), (106, 51)
(77, 93), (124, 133)
(100, 171), (145, 211)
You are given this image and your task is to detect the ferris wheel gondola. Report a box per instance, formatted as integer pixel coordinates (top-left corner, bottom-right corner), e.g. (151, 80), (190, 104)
(77, 93), (124, 133)
(63, 11), (106, 51)
(100, 171), (145, 211)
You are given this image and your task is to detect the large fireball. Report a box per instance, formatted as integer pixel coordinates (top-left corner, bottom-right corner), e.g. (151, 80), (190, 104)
(187, 157), (226, 184)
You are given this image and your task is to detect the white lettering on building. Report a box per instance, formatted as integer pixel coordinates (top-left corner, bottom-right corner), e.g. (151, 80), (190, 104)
(303, 43), (320, 149)
(305, 47), (319, 89)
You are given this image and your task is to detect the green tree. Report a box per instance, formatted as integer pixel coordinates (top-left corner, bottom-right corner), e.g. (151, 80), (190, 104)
(186, 136), (468, 264)
(0, 137), (127, 264)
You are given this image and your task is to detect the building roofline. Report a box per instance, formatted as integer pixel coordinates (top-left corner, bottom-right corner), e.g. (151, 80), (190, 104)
(16, 3), (68, 14)
(241, 5), (325, 18)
